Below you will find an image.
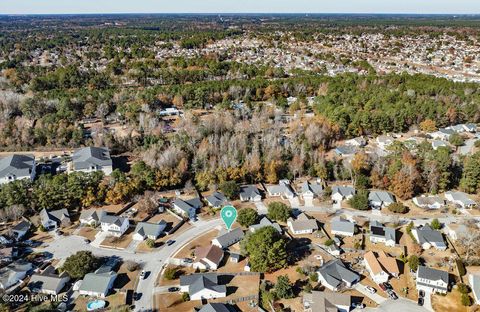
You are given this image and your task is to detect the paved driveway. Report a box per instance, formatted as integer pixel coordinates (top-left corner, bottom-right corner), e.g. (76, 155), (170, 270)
(254, 202), (268, 214)
(365, 298), (428, 312)
(288, 197), (301, 209)
(354, 284), (387, 305)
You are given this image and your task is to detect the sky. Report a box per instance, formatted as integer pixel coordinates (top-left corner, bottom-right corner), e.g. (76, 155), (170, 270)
(1, 0), (480, 15)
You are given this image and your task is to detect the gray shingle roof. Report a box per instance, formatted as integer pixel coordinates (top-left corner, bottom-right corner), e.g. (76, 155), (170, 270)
(29, 266), (69, 293)
(0, 154), (34, 180)
(79, 268), (116, 295)
(239, 185), (261, 199)
(417, 266), (448, 290)
(301, 181), (323, 195)
(368, 191), (395, 204)
(134, 221), (167, 238)
(173, 197), (202, 214)
(331, 218), (355, 235)
(72, 147), (112, 171)
(100, 214), (127, 227)
(249, 217), (282, 233)
(213, 228), (244, 248)
(206, 192), (228, 207)
(369, 221), (396, 242)
(80, 209), (104, 222)
(288, 213), (318, 232)
(317, 259), (359, 289)
(331, 186), (355, 198)
(197, 303), (232, 312)
(414, 225), (445, 246)
(40, 208), (70, 225)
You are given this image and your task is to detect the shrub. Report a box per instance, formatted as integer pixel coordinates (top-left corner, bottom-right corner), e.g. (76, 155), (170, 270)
(309, 273), (318, 283)
(457, 283), (470, 294)
(408, 255), (419, 272)
(145, 238), (155, 248)
(430, 218), (441, 230)
(274, 275), (294, 299)
(388, 202), (408, 214)
(267, 202), (291, 222)
(461, 293), (472, 306)
(325, 239), (334, 246)
(457, 259), (467, 277)
(125, 261), (139, 272)
(182, 292), (190, 302)
(237, 208), (259, 227)
(348, 190), (369, 210)
(164, 267), (178, 280)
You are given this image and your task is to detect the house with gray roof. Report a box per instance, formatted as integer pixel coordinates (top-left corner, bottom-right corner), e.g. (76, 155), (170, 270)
(316, 259), (360, 291)
(172, 197), (203, 220)
(69, 147), (113, 176)
(368, 190), (395, 209)
(416, 266), (449, 294)
(266, 179), (296, 199)
(239, 185), (262, 202)
(133, 221), (167, 241)
(300, 180), (323, 200)
(40, 208), (71, 230)
(412, 225), (447, 250)
(432, 140), (448, 150)
(196, 303), (233, 312)
(413, 195), (445, 210)
(345, 136), (367, 147)
(331, 218), (355, 237)
(331, 186), (355, 209)
(249, 217), (282, 234)
(430, 128), (455, 140)
(78, 265), (117, 298)
(369, 221), (396, 247)
(303, 290), (351, 312)
(29, 266), (70, 295)
(0, 260), (32, 290)
(79, 209), (105, 226)
(335, 145), (357, 157)
(179, 273), (226, 301)
(287, 213), (318, 235)
(445, 191), (477, 209)
(12, 219), (31, 241)
(0, 154), (36, 185)
(212, 228), (244, 249)
(205, 191), (228, 208)
(100, 214), (129, 237)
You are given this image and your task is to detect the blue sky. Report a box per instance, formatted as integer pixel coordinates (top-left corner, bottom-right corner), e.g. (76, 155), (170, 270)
(2, 0), (480, 15)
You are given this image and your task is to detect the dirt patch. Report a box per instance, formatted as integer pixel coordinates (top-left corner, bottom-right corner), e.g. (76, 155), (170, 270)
(100, 231), (133, 249)
(173, 230), (218, 259)
(432, 289), (469, 312)
(155, 293), (199, 312)
(114, 262), (140, 291)
(77, 227), (98, 241)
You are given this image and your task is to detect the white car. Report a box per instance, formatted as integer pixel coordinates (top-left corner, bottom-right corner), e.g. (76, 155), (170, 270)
(365, 286), (376, 294)
(140, 270), (146, 280)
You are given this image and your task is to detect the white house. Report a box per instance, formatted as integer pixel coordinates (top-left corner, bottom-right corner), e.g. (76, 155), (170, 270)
(345, 136), (367, 147)
(368, 190), (395, 209)
(331, 218), (355, 237)
(39, 208), (71, 230)
(132, 221), (166, 241)
(445, 191), (477, 209)
(369, 221), (396, 247)
(316, 259), (360, 291)
(376, 135), (394, 150)
(69, 147), (113, 176)
(100, 215), (129, 237)
(239, 185), (262, 202)
(11, 220), (31, 241)
(445, 223), (468, 241)
(413, 195), (445, 210)
(0, 260), (32, 290)
(331, 186), (355, 209)
(29, 266), (70, 295)
(79, 209), (105, 226)
(429, 128), (455, 141)
(412, 225), (447, 250)
(266, 179), (295, 199)
(416, 266), (448, 294)
(0, 154), (36, 185)
(303, 291), (351, 312)
(300, 179), (323, 201)
(364, 251), (399, 284)
(79, 266), (117, 298)
(193, 245), (224, 271)
(287, 213), (318, 235)
(179, 274), (227, 301)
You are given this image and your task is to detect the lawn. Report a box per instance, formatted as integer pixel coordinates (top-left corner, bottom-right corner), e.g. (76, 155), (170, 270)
(100, 231), (133, 249)
(77, 227), (98, 241)
(432, 289), (469, 312)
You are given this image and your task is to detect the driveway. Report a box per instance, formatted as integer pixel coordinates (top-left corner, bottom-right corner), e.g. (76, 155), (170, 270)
(423, 292), (434, 312)
(354, 284), (387, 305)
(288, 197), (301, 209)
(254, 202), (268, 214)
(365, 298), (429, 312)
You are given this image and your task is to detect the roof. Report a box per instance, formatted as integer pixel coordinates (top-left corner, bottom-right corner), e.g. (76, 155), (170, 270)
(301, 181), (323, 195)
(288, 213), (318, 232)
(335, 145), (357, 155)
(317, 259), (359, 289)
(80, 209), (104, 222)
(304, 291), (351, 312)
(100, 214), (127, 227)
(29, 266), (69, 292)
(470, 274), (480, 304)
(72, 147), (112, 171)
(368, 191), (395, 204)
(413, 195), (444, 207)
(79, 268), (116, 294)
(12, 220), (31, 232)
(331, 218), (355, 234)
(445, 191), (476, 206)
(331, 186), (355, 198)
(197, 303), (232, 312)
(0, 260), (32, 288)
(134, 221), (167, 237)
(249, 217), (282, 233)
(266, 183), (295, 197)
(206, 191), (228, 207)
(173, 197), (202, 213)
(179, 273), (226, 297)
(369, 221), (396, 242)
(213, 228), (244, 248)
(239, 185), (261, 198)
(417, 266), (449, 289)
(0, 154), (35, 179)
(195, 245), (224, 266)
(364, 251), (399, 276)
(414, 225), (445, 246)
(446, 223), (469, 238)
(40, 208), (70, 224)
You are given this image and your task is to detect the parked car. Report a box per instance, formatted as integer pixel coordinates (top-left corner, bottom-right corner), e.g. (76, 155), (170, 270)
(419, 290), (425, 298)
(379, 283), (387, 291)
(140, 270), (146, 279)
(383, 282), (393, 290)
(365, 286), (376, 294)
(168, 287), (179, 292)
(387, 290), (398, 300)
(418, 297), (424, 306)
(166, 240), (175, 246)
(352, 302), (365, 309)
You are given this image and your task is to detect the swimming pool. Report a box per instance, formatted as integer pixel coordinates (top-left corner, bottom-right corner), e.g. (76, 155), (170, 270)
(86, 300), (106, 311)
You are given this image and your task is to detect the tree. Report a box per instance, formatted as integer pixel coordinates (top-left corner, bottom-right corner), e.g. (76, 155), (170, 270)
(460, 152), (480, 194)
(62, 251), (99, 279)
(419, 119), (437, 132)
(241, 226), (287, 272)
(274, 275), (294, 299)
(237, 208), (258, 227)
(146, 238), (155, 248)
(267, 202), (291, 222)
(218, 180), (240, 199)
(164, 267), (179, 280)
(461, 293), (472, 306)
(348, 190), (369, 210)
(388, 202), (408, 214)
(408, 255), (419, 272)
(449, 133), (465, 147)
(430, 218), (441, 230)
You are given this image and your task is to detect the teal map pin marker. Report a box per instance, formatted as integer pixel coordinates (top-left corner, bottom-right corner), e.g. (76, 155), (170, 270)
(220, 205), (237, 230)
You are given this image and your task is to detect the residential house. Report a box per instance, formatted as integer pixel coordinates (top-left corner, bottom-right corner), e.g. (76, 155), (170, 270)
(429, 128), (455, 141)
(364, 251), (399, 284)
(376, 135), (394, 150)
(445, 191), (477, 209)
(12, 220), (31, 240)
(287, 213), (319, 235)
(79, 209), (105, 226)
(78, 265), (117, 298)
(469, 274), (480, 305)
(239, 185), (262, 202)
(303, 291), (351, 312)
(345, 136), (367, 147)
(179, 273), (227, 301)
(331, 218), (355, 237)
(172, 197), (203, 219)
(0, 260), (32, 290)
(0, 154), (36, 185)
(100, 215), (130, 237)
(29, 266), (70, 295)
(205, 191), (228, 208)
(416, 266), (449, 294)
(445, 223), (468, 241)
(369, 221), (396, 247)
(432, 140), (448, 150)
(266, 179), (296, 199)
(193, 245), (224, 271)
(39, 208), (71, 230)
(69, 147), (113, 176)
(196, 303), (233, 312)
(132, 221), (167, 241)
(316, 259), (360, 291)
(331, 186), (355, 209)
(447, 124), (476, 133)
(413, 195), (445, 210)
(368, 190), (395, 209)
(249, 217), (282, 234)
(326, 243), (342, 256)
(300, 180), (323, 201)
(412, 225), (447, 250)
(334, 145), (357, 157)
(212, 228), (244, 249)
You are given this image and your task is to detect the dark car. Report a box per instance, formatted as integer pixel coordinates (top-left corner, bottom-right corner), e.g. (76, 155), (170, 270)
(383, 282), (393, 290)
(419, 290), (425, 298)
(166, 240), (175, 246)
(168, 287), (180, 292)
(133, 292), (142, 301)
(418, 297), (424, 306)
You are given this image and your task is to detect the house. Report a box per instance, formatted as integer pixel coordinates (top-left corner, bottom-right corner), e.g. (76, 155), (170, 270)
(412, 225), (447, 250)
(368, 190), (395, 209)
(369, 221), (396, 247)
(303, 291), (351, 312)
(78, 265), (117, 298)
(445, 223), (468, 241)
(12, 219), (31, 240)
(0, 247), (14, 263)
(249, 217), (282, 234)
(364, 251), (399, 284)
(300, 180), (323, 200)
(196, 303), (233, 312)
(334, 145), (357, 157)
(326, 243), (341, 256)
(132, 221), (167, 241)
(212, 228), (244, 249)
(100, 215), (129, 237)
(69, 147), (113, 176)
(239, 185), (262, 202)
(266, 179), (296, 199)
(345, 136), (367, 147)
(29, 266), (70, 295)
(0, 154), (36, 185)
(316, 259), (360, 291)
(172, 197), (203, 219)
(469, 274), (480, 305)
(205, 191), (228, 208)
(429, 128), (455, 140)
(416, 266), (449, 294)
(376, 135), (394, 150)
(445, 191), (477, 209)
(331, 218), (355, 237)
(464, 123), (477, 133)
(193, 245), (224, 270)
(432, 140), (448, 150)
(79, 209), (105, 226)
(413, 195), (445, 210)
(39, 208), (71, 230)
(179, 273), (226, 301)
(0, 260), (32, 290)
(331, 186), (355, 209)
(287, 213), (318, 235)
